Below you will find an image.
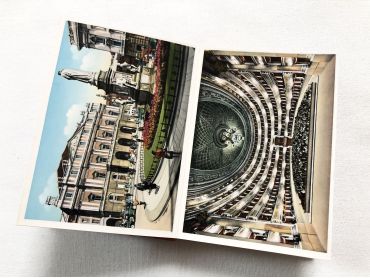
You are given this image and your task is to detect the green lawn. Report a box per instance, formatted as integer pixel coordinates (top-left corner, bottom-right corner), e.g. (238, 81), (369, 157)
(143, 43), (176, 178)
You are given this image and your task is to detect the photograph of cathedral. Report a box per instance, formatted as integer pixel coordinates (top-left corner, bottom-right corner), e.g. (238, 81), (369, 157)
(24, 21), (195, 231)
(20, 20), (335, 257)
(183, 51), (335, 253)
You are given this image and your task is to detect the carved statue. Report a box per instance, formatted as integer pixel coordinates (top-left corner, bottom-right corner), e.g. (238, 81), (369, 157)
(117, 62), (139, 73)
(58, 69), (95, 84)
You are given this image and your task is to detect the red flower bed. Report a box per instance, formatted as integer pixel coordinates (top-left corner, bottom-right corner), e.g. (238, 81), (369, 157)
(142, 41), (167, 148)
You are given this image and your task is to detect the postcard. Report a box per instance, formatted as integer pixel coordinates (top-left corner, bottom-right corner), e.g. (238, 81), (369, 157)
(18, 21), (335, 258)
(19, 21), (195, 234)
(179, 51), (335, 257)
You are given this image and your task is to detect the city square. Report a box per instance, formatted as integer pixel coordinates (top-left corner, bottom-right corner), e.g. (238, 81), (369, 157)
(27, 21), (194, 231)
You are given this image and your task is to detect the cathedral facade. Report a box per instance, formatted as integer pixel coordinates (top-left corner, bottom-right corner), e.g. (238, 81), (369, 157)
(46, 102), (142, 228)
(68, 21), (150, 58)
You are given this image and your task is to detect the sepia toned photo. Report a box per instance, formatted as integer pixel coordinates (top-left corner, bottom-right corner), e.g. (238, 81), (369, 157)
(183, 51), (335, 253)
(23, 21), (194, 231)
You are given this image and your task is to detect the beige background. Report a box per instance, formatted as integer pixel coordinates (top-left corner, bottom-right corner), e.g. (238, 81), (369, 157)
(1, 0), (370, 276)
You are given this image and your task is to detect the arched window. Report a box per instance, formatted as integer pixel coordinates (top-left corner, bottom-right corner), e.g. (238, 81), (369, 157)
(88, 193), (102, 202)
(81, 218), (89, 224)
(93, 171), (106, 179)
(120, 126), (136, 133)
(102, 131), (113, 138)
(106, 218), (123, 227)
(65, 192), (73, 199)
(118, 138), (133, 146)
(108, 110), (119, 116)
(108, 193), (125, 203)
(96, 156), (107, 163)
(100, 143), (110, 150)
(115, 151), (130, 160)
(105, 119), (115, 126)
(90, 36), (105, 44)
(112, 173), (128, 181)
(111, 40), (122, 47)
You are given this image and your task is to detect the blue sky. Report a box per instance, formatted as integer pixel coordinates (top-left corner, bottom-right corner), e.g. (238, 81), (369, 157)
(25, 23), (111, 221)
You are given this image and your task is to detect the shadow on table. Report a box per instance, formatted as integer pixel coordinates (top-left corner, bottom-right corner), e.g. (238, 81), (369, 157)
(41, 228), (311, 276)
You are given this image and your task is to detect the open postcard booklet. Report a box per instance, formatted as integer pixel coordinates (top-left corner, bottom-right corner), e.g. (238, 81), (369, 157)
(18, 21), (336, 259)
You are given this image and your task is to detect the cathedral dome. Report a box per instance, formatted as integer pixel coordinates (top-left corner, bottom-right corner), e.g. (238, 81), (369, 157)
(191, 101), (247, 170)
(189, 82), (254, 188)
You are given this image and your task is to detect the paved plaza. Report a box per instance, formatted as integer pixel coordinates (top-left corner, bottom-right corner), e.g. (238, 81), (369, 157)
(135, 47), (194, 229)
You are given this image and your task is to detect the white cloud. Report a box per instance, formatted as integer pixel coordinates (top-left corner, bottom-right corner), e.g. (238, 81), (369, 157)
(70, 45), (85, 60)
(64, 104), (84, 137)
(79, 50), (111, 71)
(38, 173), (58, 209)
(69, 45), (111, 71)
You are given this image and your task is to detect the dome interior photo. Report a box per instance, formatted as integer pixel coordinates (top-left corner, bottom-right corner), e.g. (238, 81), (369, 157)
(189, 83), (254, 188)
(184, 51), (336, 254)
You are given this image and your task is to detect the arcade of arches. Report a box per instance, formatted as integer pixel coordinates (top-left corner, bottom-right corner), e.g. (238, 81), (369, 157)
(184, 51), (335, 253)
